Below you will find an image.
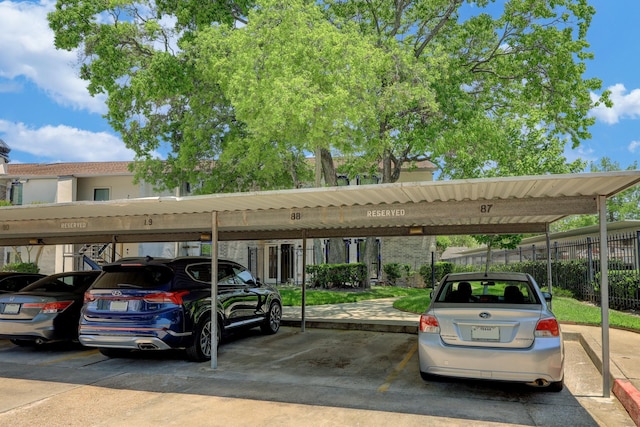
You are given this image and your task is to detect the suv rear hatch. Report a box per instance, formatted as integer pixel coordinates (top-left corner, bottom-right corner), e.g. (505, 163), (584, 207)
(83, 263), (182, 321)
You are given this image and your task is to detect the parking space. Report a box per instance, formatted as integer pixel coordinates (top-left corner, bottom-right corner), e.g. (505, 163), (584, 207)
(0, 327), (633, 426)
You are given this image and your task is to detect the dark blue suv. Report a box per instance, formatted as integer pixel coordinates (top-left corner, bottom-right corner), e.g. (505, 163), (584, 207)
(79, 256), (282, 361)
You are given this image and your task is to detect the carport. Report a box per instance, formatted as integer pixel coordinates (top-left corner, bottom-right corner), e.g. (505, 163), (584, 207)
(1, 171), (640, 396)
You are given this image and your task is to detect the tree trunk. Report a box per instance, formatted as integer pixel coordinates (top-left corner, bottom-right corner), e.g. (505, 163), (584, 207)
(484, 238), (494, 274)
(362, 236), (377, 289)
(319, 148), (345, 264)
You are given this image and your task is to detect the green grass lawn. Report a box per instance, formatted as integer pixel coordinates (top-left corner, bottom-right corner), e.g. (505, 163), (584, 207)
(278, 286), (640, 332)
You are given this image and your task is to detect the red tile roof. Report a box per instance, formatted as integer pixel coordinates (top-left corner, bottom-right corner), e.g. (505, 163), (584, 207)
(4, 162), (134, 177)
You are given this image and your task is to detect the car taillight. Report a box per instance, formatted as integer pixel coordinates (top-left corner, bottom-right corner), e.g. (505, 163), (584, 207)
(143, 290), (189, 305)
(24, 301), (73, 314)
(535, 317), (560, 337)
(84, 292), (95, 303)
(419, 314), (440, 333)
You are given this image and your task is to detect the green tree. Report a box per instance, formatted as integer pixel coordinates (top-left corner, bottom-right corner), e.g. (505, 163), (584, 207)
(551, 158), (640, 231)
(319, 0), (599, 181)
(48, 0), (603, 191)
(472, 234), (523, 273)
(590, 158), (640, 221)
(48, 0), (605, 276)
(48, 0), (303, 194)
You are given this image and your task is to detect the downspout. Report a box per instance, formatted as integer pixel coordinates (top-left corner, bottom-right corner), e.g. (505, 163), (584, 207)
(598, 195), (610, 397)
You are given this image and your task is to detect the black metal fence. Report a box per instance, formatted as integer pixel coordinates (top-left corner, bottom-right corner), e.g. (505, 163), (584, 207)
(447, 231), (640, 310)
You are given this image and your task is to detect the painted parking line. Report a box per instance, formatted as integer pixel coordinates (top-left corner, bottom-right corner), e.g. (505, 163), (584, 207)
(377, 342), (418, 393)
(37, 348), (100, 366)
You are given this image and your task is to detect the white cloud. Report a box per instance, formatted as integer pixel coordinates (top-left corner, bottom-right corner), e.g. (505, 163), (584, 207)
(0, 0), (106, 114)
(630, 140), (640, 153)
(564, 144), (596, 164)
(590, 84), (640, 125)
(0, 120), (134, 162)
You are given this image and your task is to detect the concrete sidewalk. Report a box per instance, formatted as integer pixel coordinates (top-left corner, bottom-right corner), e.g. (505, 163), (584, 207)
(282, 298), (640, 426)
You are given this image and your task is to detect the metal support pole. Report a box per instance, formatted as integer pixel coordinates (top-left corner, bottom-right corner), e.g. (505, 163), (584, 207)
(636, 231), (640, 272)
(111, 236), (117, 262)
(301, 230), (307, 332)
(587, 237), (594, 283)
(210, 211), (219, 370)
(431, 252), (435, 288)
(546, 228), (553, 308)
(598, 195), (610, 397)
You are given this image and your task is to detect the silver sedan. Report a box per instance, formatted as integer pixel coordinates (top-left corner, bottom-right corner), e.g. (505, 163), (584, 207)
(418, 271), (564, 392)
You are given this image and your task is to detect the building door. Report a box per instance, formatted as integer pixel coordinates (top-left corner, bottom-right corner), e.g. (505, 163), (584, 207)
(268, 246), (278, 282)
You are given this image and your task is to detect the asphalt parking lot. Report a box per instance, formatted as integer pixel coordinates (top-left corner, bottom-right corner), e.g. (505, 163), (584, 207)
(0, 326), (634, 426)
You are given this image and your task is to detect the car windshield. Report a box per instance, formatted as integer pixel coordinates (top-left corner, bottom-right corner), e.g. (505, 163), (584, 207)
(435, 279), (539, 304)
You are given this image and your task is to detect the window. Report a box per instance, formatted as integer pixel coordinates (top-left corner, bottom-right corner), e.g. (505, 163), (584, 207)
(357, 175), (380, 185)
(218, 264), (237, 285)
(232, 265), (255, 285)
(186, 263), (212, 283)
(10, 182), (22, 205)
(94, 188), (110, 201)
(336, 175), (350, 186)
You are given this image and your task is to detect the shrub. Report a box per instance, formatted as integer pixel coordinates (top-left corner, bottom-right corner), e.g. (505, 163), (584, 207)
(305, 263), (367, 288)
(418, 262), (455, 287)
(594, 270), (640, 310)
(382, 263), (419, 286)
(1, 262), (39, 273)
(382, 263), (403, 285)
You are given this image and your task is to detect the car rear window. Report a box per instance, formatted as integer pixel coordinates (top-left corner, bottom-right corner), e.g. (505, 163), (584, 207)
(21, 273), (100, 293)
(435, 279), (540, 304)
(91, 266), (174, 291)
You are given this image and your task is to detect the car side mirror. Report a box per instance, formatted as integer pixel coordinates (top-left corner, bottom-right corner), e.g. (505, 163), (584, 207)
(542, 291), (552, 302)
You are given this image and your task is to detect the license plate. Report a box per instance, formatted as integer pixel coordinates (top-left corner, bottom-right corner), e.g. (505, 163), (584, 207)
(109, 300), (128, 311)
(3, 303), (20, 314)
(471, 325), (500, 341)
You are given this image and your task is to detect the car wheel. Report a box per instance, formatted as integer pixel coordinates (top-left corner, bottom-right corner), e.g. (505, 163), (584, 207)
(420, 371), (431, 381)
(261, 301), (282, 335)
(186, 314), (221, 362)
(10, 339), (35, 347)
(548, 378), (564, 392)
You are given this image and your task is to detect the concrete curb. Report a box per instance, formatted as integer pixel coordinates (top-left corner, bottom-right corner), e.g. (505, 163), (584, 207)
(281, 318), (418, 334)
(613, 380), (640, 426)
(563, 327), (640, 426)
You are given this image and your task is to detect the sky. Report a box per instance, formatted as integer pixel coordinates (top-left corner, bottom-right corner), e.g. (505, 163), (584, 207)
(0, 0), (638, 171)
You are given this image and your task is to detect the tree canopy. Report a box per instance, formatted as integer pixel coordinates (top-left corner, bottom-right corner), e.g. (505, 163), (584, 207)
(48, 0), (605, 192)
(551, 158), (640, 231)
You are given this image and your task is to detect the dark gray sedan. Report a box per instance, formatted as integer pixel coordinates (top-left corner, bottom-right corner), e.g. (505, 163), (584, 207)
(0, 270), (102, 346)
(0, 272), (46, 293)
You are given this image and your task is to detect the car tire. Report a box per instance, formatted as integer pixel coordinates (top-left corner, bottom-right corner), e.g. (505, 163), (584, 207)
(548, 378), (564, 392)
(10, 339), (35, 347)
(260, 301), (282, 335)
(186, 313), (221, 362)
(419, 371), (442, 382)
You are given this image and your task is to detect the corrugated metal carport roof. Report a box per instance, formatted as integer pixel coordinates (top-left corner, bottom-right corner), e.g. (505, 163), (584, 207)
(1, 171), (639, 246)
(2, 170), (639, 391)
